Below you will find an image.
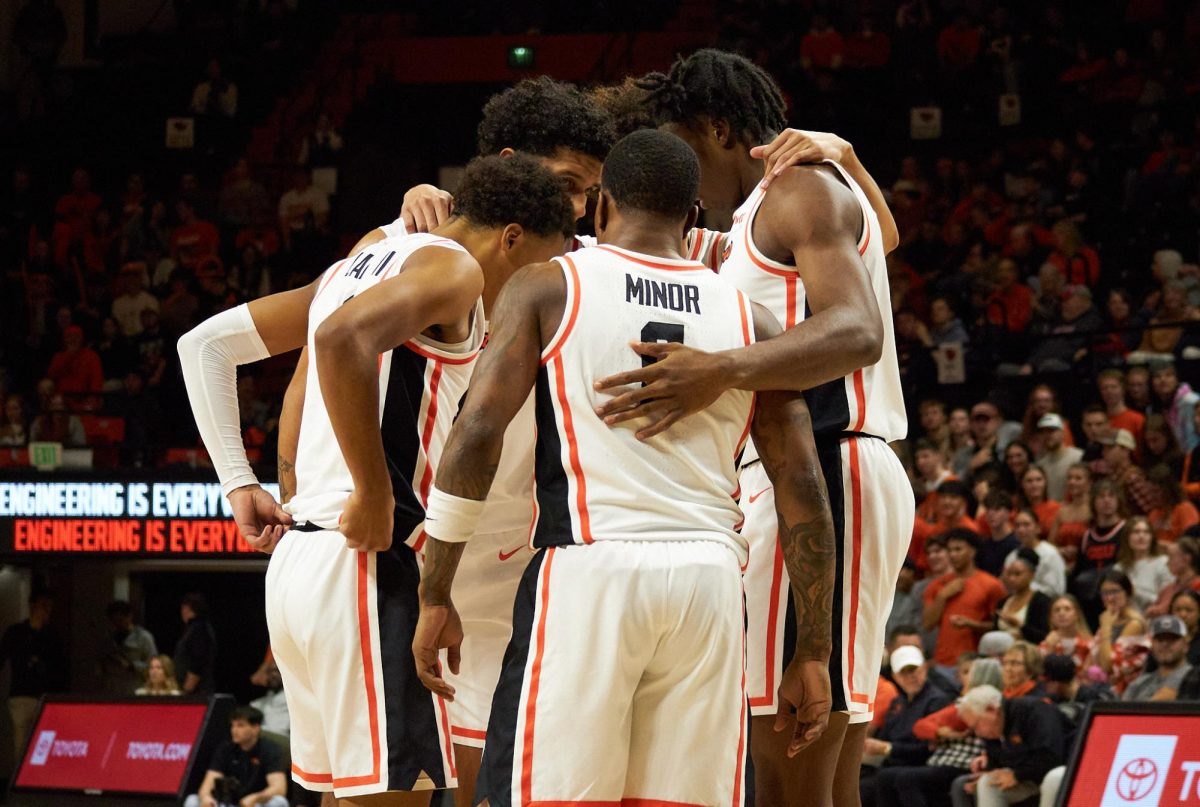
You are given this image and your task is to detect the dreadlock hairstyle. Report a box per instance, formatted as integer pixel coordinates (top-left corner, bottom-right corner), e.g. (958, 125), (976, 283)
(638, 48), (788, 147)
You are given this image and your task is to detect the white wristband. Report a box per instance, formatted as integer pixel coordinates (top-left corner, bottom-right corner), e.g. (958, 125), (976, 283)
(424, 486), (486, 543)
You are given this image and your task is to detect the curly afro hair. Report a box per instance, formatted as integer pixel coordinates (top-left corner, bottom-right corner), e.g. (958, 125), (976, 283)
(638, 48), (787, 146)
(454, 152), (576, 239)
(588, 78), (658, 140)
(477, 76), (615, 161)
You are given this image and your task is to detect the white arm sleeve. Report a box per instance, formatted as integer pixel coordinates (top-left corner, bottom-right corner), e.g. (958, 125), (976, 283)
(177, 304), (273, 495)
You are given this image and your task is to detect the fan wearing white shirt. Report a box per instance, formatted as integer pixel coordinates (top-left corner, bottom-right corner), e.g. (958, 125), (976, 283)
(1005, 508), (1066, 598)
(1115, 515), (1173, 611)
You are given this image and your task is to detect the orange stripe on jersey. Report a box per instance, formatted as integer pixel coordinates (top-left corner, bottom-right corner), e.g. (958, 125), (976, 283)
(417, 362), (444, 506)
(528, 801), (708, 806)
(311, 259), (348, 302)
(522, 548), (557, 806)
(846, 438), (864, 705)
(732, 638), (747, 807)
(350, 552), (383, 789)
(709, 236), (721, 273)
(551, 356), (593, 543)
(541, 255), (582, 365)
(737, 290), (751, 345)
(450, 726), (487, 741)
(741, 214), (793, 278)
(404, 340), (479, 365)
(688, 232), (703, 261)
(858, 213), (871, 257)
(595, 245), (707, 272)
(436, 693), (457, 780)
(748, 541), (784, 707)
(852, 369), (867, 432)
(290, 765), (332, 784)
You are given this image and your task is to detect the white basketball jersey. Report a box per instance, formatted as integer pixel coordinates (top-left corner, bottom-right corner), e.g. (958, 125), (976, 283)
(286, 233), (485, 546)
(532, 245), (755, 563)
(721, 160), (907, 445)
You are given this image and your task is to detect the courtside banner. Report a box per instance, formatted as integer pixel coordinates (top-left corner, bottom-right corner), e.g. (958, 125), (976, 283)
(14, 701), (208, 794)
(1060, 702), (1200, 807)
(0, 476), (279, 558)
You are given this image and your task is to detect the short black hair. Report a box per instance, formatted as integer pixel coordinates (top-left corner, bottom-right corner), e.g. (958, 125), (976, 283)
(938, 479), (971, 500)
(230, 706), (264, 726)
(983, 489), (1012, 510)
(601, 130), (700, 220)
(1014, 546), (1040, 570)
(638, 48), (787, 146)
(477, 77), (615, 161)
(181, 591), (208, 617)
(887, 624), (922, 646)
(943, 528), (979, 550)
(106, 600), (132, 618)
(454, 153), (576, 239)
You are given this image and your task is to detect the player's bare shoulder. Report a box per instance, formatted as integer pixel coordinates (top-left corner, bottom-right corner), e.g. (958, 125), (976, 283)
(756, 164), (863, 251)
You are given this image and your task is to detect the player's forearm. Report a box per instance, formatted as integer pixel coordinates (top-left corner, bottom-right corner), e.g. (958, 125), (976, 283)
(419, 538), (466, 606)
(433, 408), (506, 501)
(313, 325), (391, 496)
(839, 148), (899, 253)
(277, 351), (307, 504)
(720, 306), (883, 394)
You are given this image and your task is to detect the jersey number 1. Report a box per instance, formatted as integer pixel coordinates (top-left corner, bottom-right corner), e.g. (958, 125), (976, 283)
(640, 321), (685, 371)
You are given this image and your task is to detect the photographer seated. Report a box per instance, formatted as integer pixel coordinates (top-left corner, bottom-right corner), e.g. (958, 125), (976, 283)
(185, 706), (288, 807)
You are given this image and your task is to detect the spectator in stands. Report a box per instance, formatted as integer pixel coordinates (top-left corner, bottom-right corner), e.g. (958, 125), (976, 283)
(1042, 655), (1114, 754)
(1074, 479), (1128, 599)
(888, 560), (923, 643)
(111, 262), (158, 337)
(1115, 516), (1173, 611)
(95, 316), (133, 389)
(1126, 366), (1153, 414)
(860, 645), (954, 806)
(928, 296), (969, 346)
(136, 654), (181, 695)
(184, 706), (287, 807)
(45, 324), (102, 400)
(170, 198), (220, 272)
(948, 407), (975, 477)
(1138, 282), (1200, 358)
(985, 258), (1033, 336)
(0, 591), (65, 758)
(190, 57), (237, 118)
(799, 14), (845, 72)
(918, 399), (951, 452)
(1150, 361), (1199, 450)
(924, 529), (1007, 680)
(1008, 508), (1066, 597)
(1080, 404), (1110, 470)
(1099, 369), (1146, 446)
(1145, 537), (1200, 618)
(195, 256), (241, 318)
(1185, 415), (1200, 503)
(1123, 615), (1192, 700)
(174, 592), (216, 695)
(52, 167), (102, 267)
(277, 167), (329, 255)
(1000, 641), (1046, 698)
(937, 13), (981, 72)
(1049, 464), (1091, 563)
(1047, 220), (1100, 286)
(966, 400), (1018, 475)
(955, 685), (1065, 807)
(1036, 414), (1084, 502)
(1102, 429), (1144, 506)
(218, 158), (270, 235)
(996, 550), (1053, 643)
(978, 490), (1021, 576)
(1143, 415), (1183, 474)
(0, 395), (29, 446)
(249, 660), (289, 737)
(1018, 467), (1060, 537)
(1094, 570), (1148, 686)
(914, 439), (956, 522)
(914, 535), (950, 655)
(29, 392), (85, 446)
(1023, 285), (1102, 375)
(298, 111), (344, 169)
(1040, 595), (1094, 679)
(1146, 465), (1200, 542)
(1170, 590), (1200, 666)
(1002, 441), (1032, 489)
(910, 480), (980, 571)
(98, 600), (157, 696)
(229, 243), (273, 301)
(159, 271), (201, 338)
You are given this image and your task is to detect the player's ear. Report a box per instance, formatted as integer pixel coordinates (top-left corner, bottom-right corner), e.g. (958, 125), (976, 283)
(712, 118), (735, 149)
(683, 204), (699, 236)
(595, 190), (612, 235)
(498, 147), (516, 158)
(500, 222), (525, 255)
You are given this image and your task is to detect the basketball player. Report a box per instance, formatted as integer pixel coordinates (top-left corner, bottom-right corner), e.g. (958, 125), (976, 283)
(178, 154), (573, 807)
(413, 129), (836, 807)
(593, 50), (912, 806)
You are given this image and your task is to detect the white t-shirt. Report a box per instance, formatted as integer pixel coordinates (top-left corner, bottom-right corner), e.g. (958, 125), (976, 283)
(1115, 554), (1174, 611)
(1005, 540), (1067, 598)
(278, 186), (330, 231)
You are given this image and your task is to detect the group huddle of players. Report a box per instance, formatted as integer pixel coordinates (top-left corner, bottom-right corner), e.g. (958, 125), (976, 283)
(179, 48), (911, 807)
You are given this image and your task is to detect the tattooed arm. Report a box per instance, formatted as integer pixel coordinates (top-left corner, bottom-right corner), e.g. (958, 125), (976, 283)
(414, 261), (566, 698)
(276, 347), (305, 506)
(748, 301), (836, 756)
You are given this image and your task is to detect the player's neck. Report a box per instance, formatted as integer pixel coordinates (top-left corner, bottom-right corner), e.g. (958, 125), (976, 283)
(737, 154), (763, 203)
(599, 221), (686, 261)
(433, 219), (504, 313)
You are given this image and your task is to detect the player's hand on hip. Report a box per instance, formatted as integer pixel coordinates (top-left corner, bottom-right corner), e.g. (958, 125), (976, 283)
(339, 489), (394, 552)
(401, 184), (454, 233)
(228, 484), (293, 554)
(775, 657), (832, 756)
(751, 129), (850, 187)
(413, 602), (463, 699)
(593, 343), (729, 440)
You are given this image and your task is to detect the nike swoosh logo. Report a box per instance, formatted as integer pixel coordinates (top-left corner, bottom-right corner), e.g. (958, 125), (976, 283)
(498, 546), (524, 561)
(747, 487), (771, 504)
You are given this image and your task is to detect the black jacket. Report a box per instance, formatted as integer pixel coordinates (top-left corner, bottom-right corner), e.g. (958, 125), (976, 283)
(986, 697), (1066, 784)
(996, 591), (1053, 644)
(877, 681), (955, 766)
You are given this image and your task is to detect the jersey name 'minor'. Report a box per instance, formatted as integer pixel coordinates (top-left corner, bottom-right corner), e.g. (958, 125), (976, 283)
(624, 273), (702, 314)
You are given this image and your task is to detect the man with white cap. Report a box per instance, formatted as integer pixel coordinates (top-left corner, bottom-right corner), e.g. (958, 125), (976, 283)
(1123, 614), (1194, 701)
(860, 645), (953, 806)
(1036, 413), (1083, 501)
(1102, 427), (1140, 496)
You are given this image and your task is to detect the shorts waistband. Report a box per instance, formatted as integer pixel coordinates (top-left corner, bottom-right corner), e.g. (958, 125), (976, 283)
(292, 521), (330, 533)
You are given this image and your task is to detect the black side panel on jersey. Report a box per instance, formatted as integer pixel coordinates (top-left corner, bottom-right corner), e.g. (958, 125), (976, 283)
(815, 435), (849, 714)
(377, 544), (451, 790)
(380, 347), (430, 541)
(531, 366), (572, 548)
(799, 299), (851, 438)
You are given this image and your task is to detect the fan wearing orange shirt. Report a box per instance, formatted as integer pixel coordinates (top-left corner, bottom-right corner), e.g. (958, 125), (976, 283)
(910, 480), (984, 573)
(923, 529), (1007, 678)
(1099, 369), (1146, 447)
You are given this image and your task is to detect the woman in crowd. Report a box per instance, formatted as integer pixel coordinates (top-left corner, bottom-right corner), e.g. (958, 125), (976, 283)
(1146, 464), (1200, 543)
(996, 550), (1053, 643)
(1004, 441), (1034, 490)
(1008, 508), (1067, 597)
(1145, 536), (1200, 617)
(948, 407), (975, 479)
(136, 655), (181, 695)
(1072, 479), (1128, 618)
(1049, 464), (1092, 566)
(1093, 569), (1149, 692)
(1018, 466), (1061, 538)
(0, 395), (29, 447)
(1040, 595), (1094, 679)
(1000, 641), (1046, 698)
(1114, 515), (1173, 610)
(1143, 414), (1184, 475)
(1171, 590), (1200, 666)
